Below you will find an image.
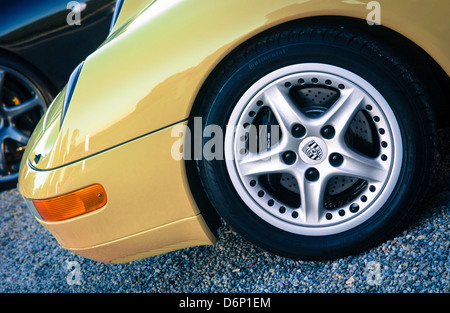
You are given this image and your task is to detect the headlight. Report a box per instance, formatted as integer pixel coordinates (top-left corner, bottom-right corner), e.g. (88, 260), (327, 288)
(61, 61), (84, 128)
(110, 0), (125, 32)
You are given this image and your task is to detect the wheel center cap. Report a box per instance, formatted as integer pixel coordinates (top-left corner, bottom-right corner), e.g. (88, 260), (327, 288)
(299, 137), (328, 165)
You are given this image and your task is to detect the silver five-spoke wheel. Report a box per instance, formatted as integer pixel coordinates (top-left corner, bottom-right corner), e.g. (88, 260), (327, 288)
(225, 64), (402, 236)
(0, 66), (47, 187)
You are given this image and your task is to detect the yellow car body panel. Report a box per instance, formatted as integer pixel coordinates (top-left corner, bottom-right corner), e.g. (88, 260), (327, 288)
(19, 116), (216, 263)
(18, 0), (449, 263)
(27, 0), (450, 171)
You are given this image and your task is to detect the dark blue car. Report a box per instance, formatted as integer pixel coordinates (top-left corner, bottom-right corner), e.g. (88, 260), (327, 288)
(0, 0), (115, 190)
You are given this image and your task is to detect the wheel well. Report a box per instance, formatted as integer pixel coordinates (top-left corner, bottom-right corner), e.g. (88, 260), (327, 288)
(185, 15), (449, 234)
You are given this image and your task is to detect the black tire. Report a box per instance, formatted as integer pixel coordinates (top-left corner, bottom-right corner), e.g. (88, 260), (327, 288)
(0, 54), (52, 191)
(195, 23), (437, 260)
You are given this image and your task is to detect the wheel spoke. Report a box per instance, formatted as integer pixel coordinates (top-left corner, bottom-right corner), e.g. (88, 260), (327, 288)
(296, 172), (326, 224)
(335, 147), (388, 183)
(3, 96), (43, 119)
(263, 85), (308, 134)
(4, 127), (29, 145)
(318, 88), (365, 135)
(238, 141), (291, 177)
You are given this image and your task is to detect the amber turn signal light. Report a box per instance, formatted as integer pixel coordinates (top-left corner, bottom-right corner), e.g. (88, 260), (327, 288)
(33, 184), (107, 222)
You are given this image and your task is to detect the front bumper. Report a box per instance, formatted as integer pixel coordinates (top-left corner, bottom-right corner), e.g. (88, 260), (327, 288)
(19, 119), (216, 263)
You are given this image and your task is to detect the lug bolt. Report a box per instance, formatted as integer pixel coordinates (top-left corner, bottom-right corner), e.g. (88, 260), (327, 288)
(305, 167), (320, 181)
(350, 203), (360, 213)
(282, 151), (297, 165)
(321, 125), (335, 139)
(291, 124), (306, 138)
(329, 153), (343, 167)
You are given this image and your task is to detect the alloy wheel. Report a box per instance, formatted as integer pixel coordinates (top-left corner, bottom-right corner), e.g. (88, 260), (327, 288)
(225, 63), (403, 236)
(0, 66), (47, 184)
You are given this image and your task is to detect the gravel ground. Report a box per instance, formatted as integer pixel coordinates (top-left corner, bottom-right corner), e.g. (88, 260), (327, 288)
(1, 129), (449, 294)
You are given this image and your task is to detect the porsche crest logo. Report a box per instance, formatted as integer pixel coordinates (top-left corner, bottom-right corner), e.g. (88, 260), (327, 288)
(302, 140), (323, 161)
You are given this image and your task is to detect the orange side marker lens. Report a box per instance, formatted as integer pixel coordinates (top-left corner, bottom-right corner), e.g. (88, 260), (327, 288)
(33, 184), (107, 222)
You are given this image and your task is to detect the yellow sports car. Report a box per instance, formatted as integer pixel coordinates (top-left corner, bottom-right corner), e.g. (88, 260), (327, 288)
(18, 0), (449, 263)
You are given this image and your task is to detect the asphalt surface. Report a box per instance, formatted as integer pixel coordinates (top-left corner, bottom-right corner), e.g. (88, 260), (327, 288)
(0, 129), (449, 294)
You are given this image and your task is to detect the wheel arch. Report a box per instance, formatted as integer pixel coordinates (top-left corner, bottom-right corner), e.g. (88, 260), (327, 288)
(190, 15), (448, 126)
